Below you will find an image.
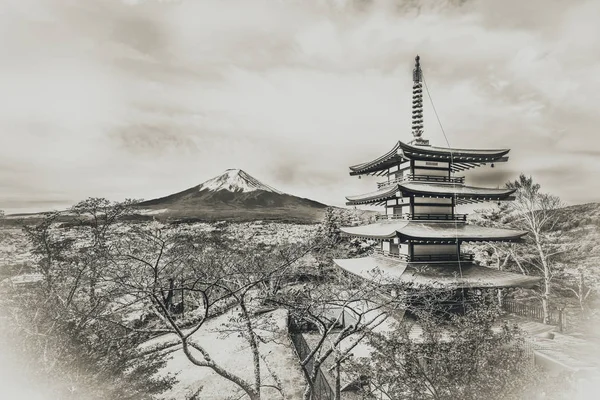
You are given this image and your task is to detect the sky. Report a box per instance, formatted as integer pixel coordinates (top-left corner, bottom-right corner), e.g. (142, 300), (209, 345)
(1, 0), (599, 214)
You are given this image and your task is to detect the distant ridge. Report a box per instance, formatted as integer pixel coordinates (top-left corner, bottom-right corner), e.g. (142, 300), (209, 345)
(136, 169), (328, 223)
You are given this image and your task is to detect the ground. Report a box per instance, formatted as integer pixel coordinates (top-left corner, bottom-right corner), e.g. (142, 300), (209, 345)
(141, 308), (306, 400)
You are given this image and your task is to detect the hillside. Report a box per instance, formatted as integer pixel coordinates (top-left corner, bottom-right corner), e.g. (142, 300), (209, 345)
(555, 202), (600, 275)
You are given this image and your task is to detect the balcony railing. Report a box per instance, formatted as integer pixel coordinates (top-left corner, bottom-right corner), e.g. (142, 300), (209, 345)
(372, 248), (475, 262)
(372, 248), (409, 261)
(376, 213), (467, 222)
(377, 174), (465, 188)
(412, 253), (475, 262)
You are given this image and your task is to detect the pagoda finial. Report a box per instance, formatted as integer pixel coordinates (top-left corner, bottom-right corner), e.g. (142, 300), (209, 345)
(411, 55), (427, 145)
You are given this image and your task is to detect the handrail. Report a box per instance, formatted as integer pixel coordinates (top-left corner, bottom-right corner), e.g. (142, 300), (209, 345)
(375, 213), (467, 222)
(412, 253), (475, 262)
(373, 248), (409, 261)
(373, 248), (474, 262)
(377, 174), (465, 188)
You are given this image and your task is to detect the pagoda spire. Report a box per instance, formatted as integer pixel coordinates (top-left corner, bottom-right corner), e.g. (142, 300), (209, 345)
(411, 55), (427, 145)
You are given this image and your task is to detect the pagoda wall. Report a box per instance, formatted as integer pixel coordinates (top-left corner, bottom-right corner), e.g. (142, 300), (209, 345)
(381, 240), (408, 256)
(382, 241), (390, 252)
(413, 244), (457, 256)
(414, 205), (453, 215)
(387, 163), (410, 180)
(414, 197), (452, 204)
(413, 160), (450, 169)
(387, 204), (410, 215)
(412, 161), (450, 177)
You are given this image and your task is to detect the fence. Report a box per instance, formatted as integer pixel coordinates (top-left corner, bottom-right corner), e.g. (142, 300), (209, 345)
(375, 213), (467, 222)
(289, 332), (334, 400)
(377, 174), (465, 188)
(502, 299), (561, 326)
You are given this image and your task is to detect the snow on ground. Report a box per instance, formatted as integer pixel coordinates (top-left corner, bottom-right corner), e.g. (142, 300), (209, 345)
(137, 208), (170, 215)
(142, 308), (306, 400)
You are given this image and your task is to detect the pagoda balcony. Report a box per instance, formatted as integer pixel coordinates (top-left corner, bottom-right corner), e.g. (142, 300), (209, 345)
(376, 213), (467, 222)
(373, 248), (475, 262)
(372, 248), (410, 261)
(377, 174), (465, 188)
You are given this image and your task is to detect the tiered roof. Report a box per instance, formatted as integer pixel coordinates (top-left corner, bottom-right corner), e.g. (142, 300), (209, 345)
(345, 182), (516, 206)
(334, 256), (540, 289)
(349, 141), (510, 176)
(340, 221), (527, 242)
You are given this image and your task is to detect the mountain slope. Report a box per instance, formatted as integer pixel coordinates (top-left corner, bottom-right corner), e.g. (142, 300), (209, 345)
(137, 169), (328, 223)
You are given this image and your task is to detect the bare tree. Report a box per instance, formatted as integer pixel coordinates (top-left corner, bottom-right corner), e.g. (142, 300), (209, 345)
(9, 210), (171, 399)
(108, 221), (317, 400)
(70, 197), (140, 306)
(564, 267), (597, 317)
(505, 175), (565, 323)
(271, 270), (406, 400)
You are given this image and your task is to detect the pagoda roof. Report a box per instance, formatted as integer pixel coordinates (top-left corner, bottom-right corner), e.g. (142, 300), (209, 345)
(349, 141), (510, 176)
(345, 182), (516, 206)
(333, 256), (540, 289)
(346, 185), (399, 205)
(340, 221), (527, 242)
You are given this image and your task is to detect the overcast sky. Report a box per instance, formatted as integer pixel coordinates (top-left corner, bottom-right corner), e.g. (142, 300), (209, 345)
(1, 0), (599, 214)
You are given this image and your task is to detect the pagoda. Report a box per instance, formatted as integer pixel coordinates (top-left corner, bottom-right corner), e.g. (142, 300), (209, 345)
(334, 56), (540, 295)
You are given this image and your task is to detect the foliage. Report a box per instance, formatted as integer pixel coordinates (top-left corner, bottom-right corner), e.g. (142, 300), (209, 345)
(272, 270), (406, 400)
(470, 175), (568, 322)
(1, 204), (173, 399)
(350, 300), (560, 400)
(313, 207), (375, 281)
(107, 219), (318, 400)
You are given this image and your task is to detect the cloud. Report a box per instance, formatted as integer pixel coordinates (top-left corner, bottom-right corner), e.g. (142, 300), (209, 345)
(1, 0), (599, 213)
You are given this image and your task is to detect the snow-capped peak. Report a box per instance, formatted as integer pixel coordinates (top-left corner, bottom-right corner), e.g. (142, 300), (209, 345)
(198, 169), (283, 194)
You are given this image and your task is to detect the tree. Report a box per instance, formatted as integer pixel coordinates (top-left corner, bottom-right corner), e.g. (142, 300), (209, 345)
(313, 207), (374, 281)
(469, 205), (529, 306)
(505, 175), (565, 323)
(70, 197), (140, 307)
(108, 221), (317, 400)
(349, 300), (559, 400)
(272, 271), (404, 400)
(564, 267), (598, 317)
(5, 210), (172, 399)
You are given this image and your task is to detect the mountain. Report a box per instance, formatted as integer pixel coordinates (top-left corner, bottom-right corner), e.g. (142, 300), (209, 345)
(136, 169), (328, 223)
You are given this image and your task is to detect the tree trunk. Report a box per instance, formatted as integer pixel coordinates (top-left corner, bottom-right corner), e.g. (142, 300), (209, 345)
(335, 360), (341, 400)
(89, 263), (97, 307)
(541, 274), (551, 324)
(534, 235), (551, 324)
(303, 385), (311, 400)
(578, 270), (586, 316)
(239, 298), (261, 395)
